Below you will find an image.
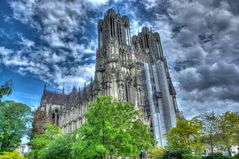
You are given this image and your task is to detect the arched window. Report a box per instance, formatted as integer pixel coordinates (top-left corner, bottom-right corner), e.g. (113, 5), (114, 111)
(52, 113), (55, 122)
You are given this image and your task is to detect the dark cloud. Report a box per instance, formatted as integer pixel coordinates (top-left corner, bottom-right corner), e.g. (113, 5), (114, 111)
(179, 62), (239, 98)
(164, 0), (239, 116)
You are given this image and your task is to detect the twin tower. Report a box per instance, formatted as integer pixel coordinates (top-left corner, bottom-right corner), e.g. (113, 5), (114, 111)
(38, 9), (179, 146)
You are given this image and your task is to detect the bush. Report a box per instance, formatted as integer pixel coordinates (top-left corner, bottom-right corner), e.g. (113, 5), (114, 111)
(39, 135), (73, 159)
(0, 151), (26, 159)
(203, 153), (229, 159)
(182, 153), (202, 159)
(148, 147), (165, 159)
(162, 150), (202, 159)
(232, 154), (239, 159)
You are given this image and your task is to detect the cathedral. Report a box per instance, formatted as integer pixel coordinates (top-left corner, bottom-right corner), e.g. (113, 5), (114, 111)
(37, 9), (179, 146)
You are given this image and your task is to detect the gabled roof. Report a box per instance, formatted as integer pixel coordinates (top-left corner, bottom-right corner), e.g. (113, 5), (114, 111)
(43, 90), (68, 105)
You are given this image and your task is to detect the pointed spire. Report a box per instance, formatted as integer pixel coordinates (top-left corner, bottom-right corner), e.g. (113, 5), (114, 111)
(43, 83), (46, 96)
(72, 86), (77, 94)
(44, 83), (46, 91)
(78, 86), (81, 96)
(83, 82), (87, 94)
(62, 82), (65, 95)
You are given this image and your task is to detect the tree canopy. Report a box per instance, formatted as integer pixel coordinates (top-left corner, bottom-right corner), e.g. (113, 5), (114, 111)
(0, 81), (12, 100)
(28, 95), (239, 159)
(0, 82), (31, 153)
(30, 96), (154, 159)
(166, 115), (205, 155)
(165, 112), (239, 158)
(72, 96), (154, 159)
(0, 150), (26, 159)
(28, 123), (62, 159)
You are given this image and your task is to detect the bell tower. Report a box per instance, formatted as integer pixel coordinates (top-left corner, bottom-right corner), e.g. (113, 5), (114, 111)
(98, 9), (131, 49)
(95, 8), (136, 101)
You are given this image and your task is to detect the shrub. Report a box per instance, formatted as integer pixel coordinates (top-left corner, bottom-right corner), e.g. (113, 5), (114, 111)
(39, 135), (73, 159)
(162, 149), (188, 159)
(0, 151), (26, 159)
(232, 154), (239, 159)
(182, 153), (202, 159)
(204, 153), (229, 159)
(162, 149), (202, 159)
(148, 147), (165, 159)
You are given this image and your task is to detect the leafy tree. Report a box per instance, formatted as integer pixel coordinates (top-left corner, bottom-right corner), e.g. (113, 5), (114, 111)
(0, 81), (12, 101)
(0, 81), (31, 153)
(166, 115), (205, 155)
(71, 96), (154, 159)
(217, 112), (239, 157)
(199, 112), (220, 154)
(28, 123), (62, 159)
(0, 150), (26, 159)
(148, 147), (165, 159)
(39, 134), (73, 159)
(0, 100), (31, 153)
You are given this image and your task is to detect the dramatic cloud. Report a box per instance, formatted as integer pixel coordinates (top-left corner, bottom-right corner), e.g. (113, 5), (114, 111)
(166, 0), (239, 116)
(6, 0), (99, 89)
(0, 0), (238, 117)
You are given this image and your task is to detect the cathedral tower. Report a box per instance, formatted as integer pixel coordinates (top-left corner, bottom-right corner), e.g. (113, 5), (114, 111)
(37, 9), (179, 147)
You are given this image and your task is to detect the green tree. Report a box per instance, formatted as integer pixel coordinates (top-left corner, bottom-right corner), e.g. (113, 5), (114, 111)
(148, 146), (165, 159)
(162, 149), (202, 159)
(0, 98), (31, 152)
(166, 115), (205, 155)
(72, 96), (154, 159)
(39, 134), (73, 159)
(28, 123), (62, 159)
(0, 150), (26, 159)
(0, 81), (12, 101)
(217, 112), (239, 157)
(199, 112), (220, 154)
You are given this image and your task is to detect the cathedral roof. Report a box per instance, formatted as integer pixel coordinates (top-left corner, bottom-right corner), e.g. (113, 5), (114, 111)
(43, 90), (67, 105)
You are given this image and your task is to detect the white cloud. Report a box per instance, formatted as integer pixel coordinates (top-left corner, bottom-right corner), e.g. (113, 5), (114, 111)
(6, 0), (98, 91)
(86, 0), (109, 6)
(143, 0), (158, 9)
(19, 36), (35, 47)
(0, 47), (13, 56)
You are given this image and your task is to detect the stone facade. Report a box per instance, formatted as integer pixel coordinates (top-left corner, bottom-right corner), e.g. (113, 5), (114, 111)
(38, 9), (179, 146)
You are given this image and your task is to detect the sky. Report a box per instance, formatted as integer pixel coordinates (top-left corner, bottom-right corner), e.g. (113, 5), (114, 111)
(0, 0), (238, 118)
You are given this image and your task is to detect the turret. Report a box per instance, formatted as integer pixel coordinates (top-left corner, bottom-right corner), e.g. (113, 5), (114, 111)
(62, 83), (65, 95)
(133, 27), (165, 63)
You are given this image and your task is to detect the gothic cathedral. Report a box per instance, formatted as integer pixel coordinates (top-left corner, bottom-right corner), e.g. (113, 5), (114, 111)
(36, 9), (179, 146)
